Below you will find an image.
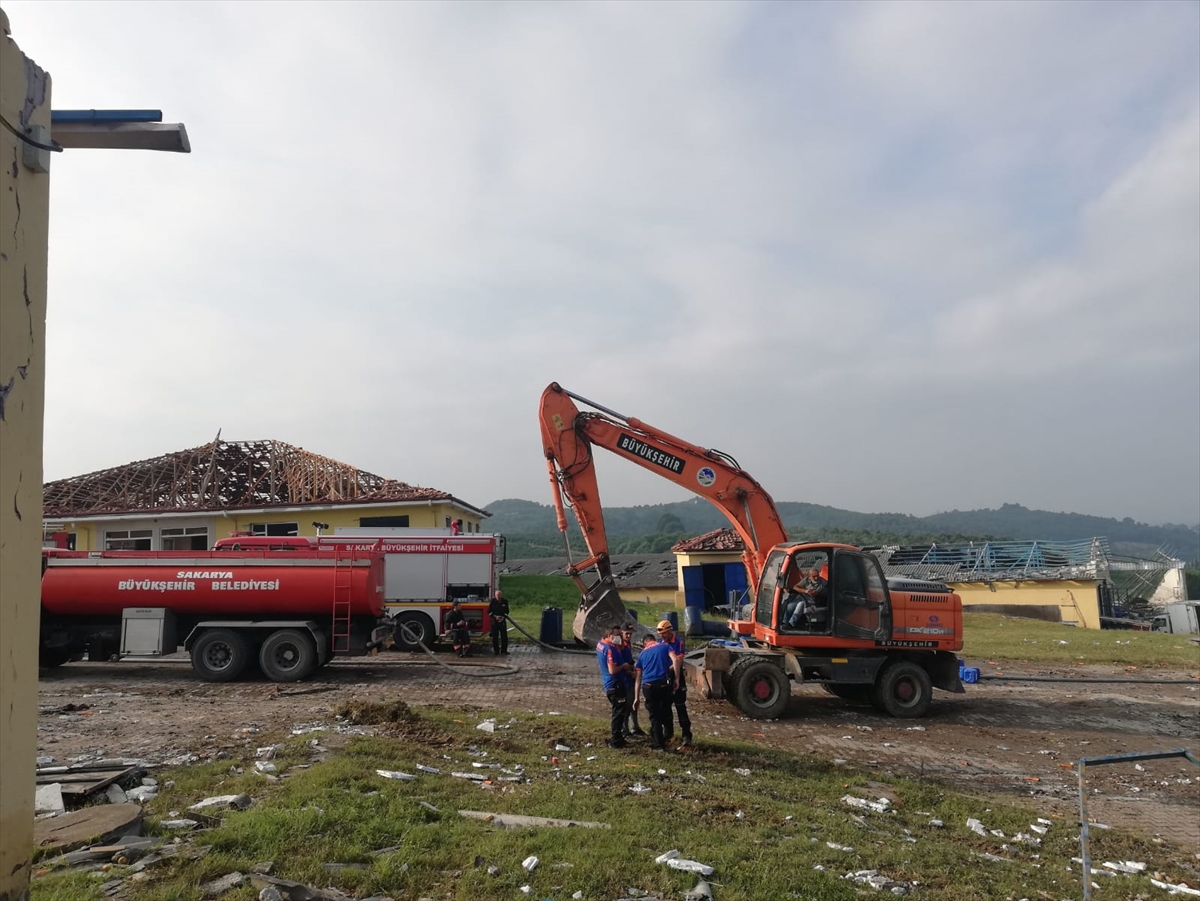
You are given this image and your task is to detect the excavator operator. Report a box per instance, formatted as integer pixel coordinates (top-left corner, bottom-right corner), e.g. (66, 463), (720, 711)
(784, 563), (829, 632)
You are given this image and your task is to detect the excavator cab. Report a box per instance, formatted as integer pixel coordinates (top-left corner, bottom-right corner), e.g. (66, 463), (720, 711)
(758, 544), (890, 643)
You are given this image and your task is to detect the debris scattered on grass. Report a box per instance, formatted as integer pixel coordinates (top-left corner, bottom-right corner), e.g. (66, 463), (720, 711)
(458, 810), (609, 829)
(733, 768), (751, 777)
(630, 782), (651, 795)
(375, 770), (416, 781)
(199, 871), (244, 897)
(842, 795), (890, 814)
(476, 719), (496, 733)
(843, 869), (913, 894)
(1149, 878), (1200, 896)
(966, 818), (987, 836)
(521, 855), (539, 872)
(189, 794), (251, 812)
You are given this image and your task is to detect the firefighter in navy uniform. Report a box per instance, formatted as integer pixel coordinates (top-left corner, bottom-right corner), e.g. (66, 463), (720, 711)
(487, 590), (509, 655)
(656, 620), (693, 746)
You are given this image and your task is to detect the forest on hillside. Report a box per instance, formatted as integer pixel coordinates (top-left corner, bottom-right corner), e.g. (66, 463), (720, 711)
(486, 497), (1200, 563)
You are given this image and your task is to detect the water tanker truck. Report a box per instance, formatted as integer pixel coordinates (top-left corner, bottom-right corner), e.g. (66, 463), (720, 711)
(39, 544), (390, 683)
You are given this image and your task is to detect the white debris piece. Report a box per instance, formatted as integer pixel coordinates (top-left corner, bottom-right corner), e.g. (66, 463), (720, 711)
(928, 819), (944, 828)
(843, 869), (913, 894)
(418, 801), (439, 813)
(255, 746), (277, 760)
(105, 784), (128, 805)
(966, 818), (987, 836)
(554, 744), (571, 752)
(416, 764), (441, 774)
(376, 769), (416, 781)
(522, 856), (539, 872)
(1013, 833), (1041, 846)
(630, 782), (651, 795)
(190, 794), (251, 812)
(666, 857), (715, 877)
(476, 719), (496, 733)
(573, 893), (584, 900)
(160, 819), (199, 830)
(842, 795), (891, 814)
(520, 886), (532, 895)
(733, 768), (751, 777)
(34, 784), (64, 816)
(125, 785), (158, 803)
(451, 771), (487, 781)
(1030, 824), (1048, 835)
(655, 850), (681, 864)
(1150, 878), (1200, 896)
(1102, 860), (1147, 874)
(255, 761), (277, 774)
(826, 841), (854, 852)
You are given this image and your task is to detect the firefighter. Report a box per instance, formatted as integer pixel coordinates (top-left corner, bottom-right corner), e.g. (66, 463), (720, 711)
(445, 599), (471, 657)
(487, 590), (509, 655)
(657, 619), (693, 747)
(634, 633), (675, 751)
(596, 625), (633, 748)
(620, 622), (645, 737)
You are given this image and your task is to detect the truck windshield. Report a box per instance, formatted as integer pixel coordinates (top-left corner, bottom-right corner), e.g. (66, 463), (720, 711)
(756, 550), (786, 627)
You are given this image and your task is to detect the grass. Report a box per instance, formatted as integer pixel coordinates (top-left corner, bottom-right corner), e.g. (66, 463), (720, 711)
(962, 612), (1200, 669)
(31, 703), (1197, 901)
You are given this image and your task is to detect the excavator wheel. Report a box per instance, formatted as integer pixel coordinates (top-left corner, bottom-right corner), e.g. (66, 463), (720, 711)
(730, 657), (791, 720)
(870, 660), (933, 718)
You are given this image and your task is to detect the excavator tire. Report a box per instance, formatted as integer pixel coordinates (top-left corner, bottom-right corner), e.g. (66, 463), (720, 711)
(730, 657), (791, 720)
(822, 683), (872, 703)
(870, 659), (933, 718)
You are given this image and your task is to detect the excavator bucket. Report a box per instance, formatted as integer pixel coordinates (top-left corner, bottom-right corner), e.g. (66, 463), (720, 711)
(573, 579), (656, 648)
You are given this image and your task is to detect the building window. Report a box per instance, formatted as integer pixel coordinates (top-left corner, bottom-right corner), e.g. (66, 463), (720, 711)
(162, 526), (209, 550)
(250, 522), (299, 537)
(360, 515), (410, 528)
(43, 531), (76, 550)
(106, 529), (152, 550)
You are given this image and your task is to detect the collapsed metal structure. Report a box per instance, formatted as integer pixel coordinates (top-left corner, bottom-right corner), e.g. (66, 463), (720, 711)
(43, 438), (448, 517)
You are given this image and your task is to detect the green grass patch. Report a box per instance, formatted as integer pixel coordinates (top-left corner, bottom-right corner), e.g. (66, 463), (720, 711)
(963, 612), (1200, 669)
(31, 705), (1195, 901)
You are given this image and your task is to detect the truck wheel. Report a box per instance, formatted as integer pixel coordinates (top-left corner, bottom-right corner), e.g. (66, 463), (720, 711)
(39, 647), (72, 668)
(394, 612), (435, 651)
(191, 629), (251, 682)
(822, 683), (872, 703)
(259, 629), (318, 682)
(871, 660), (933, 718)
(732, 659), (790, 720)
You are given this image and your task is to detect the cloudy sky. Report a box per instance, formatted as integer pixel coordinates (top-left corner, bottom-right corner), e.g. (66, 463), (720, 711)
(7, 1), (1199, 525)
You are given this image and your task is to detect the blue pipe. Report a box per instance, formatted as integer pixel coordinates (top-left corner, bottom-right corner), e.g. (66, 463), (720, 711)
(51, 110), (163, 124)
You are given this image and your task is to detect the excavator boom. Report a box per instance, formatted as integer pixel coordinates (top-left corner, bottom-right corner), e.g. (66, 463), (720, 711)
(540, 382), (789, 645)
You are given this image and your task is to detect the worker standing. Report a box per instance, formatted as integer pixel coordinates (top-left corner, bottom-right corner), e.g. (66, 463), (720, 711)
(487, 590), (509, 655)
(634, 633), (675, 751)
(657, 620), (693, 747)
(596, 625), (633, 748)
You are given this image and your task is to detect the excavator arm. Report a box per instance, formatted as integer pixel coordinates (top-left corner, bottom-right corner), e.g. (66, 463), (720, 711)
(539, 382), (789, 645)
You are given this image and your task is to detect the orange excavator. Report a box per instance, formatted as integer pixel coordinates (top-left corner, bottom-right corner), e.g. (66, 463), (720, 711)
(539, 382), (965, 719)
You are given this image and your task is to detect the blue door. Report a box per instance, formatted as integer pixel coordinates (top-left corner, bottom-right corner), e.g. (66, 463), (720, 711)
(724, 563), (748, 606)
(682, 566), (706, 608)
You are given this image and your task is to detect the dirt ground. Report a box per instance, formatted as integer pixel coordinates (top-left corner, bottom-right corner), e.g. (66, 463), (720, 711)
(37, 647), (1200, 853)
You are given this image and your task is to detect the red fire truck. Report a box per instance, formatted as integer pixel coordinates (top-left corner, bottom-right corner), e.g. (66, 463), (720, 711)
(39, 543), (390, 683)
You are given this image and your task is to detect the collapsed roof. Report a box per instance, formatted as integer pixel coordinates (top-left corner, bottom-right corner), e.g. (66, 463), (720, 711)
(43, 438), (467, 518)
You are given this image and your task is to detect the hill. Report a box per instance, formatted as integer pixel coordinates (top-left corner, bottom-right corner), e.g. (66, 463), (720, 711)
(484, 498), (1200, 562)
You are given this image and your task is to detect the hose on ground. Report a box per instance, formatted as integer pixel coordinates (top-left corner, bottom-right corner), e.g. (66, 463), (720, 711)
(977, 675), (1198, 685)
(392, 620), (521, 678)
(502, 613), (596, 655)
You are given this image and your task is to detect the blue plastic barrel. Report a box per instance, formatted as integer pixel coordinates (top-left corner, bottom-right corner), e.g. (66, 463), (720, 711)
(666, 610), (679, 631)
(539, 607), (563, 645)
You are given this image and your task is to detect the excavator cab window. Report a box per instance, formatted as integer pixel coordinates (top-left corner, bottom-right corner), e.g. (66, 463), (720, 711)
(775, 550), (831, 633)
(829, 550), (889, 641)
(755, 550), (785, 628)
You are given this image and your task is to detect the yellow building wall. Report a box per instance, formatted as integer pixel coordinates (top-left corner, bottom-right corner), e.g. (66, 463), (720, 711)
(0, 12), (51, 900)
(46, 505), (487, 551)
(953, 580), (1102, 630)
(618, 586), (677, 604)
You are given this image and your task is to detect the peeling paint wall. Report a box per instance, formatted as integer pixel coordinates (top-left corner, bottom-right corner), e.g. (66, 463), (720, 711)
(0, 8), (50, 901)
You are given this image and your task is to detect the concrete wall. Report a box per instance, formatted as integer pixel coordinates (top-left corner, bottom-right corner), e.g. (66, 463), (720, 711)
(953, 580), (1102, 630)
(0, 10), (51, 900)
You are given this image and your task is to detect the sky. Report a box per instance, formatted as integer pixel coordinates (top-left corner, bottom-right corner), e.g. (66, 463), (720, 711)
(6, 0), (1199, 526)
